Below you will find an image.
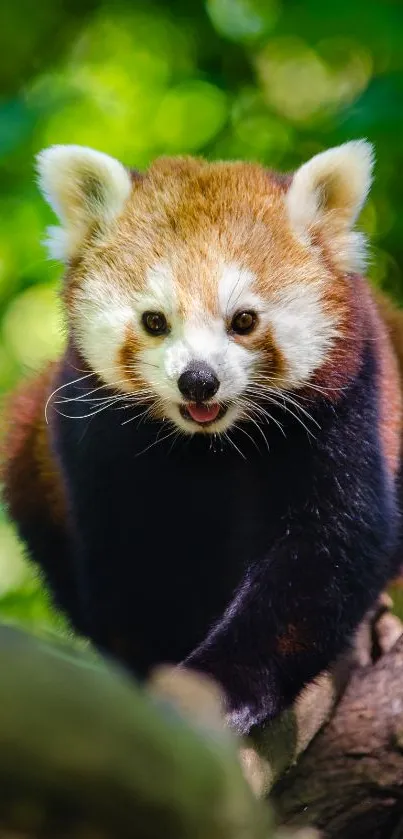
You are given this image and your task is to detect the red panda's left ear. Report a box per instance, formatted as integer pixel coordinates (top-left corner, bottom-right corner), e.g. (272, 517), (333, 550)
(286, 140), (374, 273)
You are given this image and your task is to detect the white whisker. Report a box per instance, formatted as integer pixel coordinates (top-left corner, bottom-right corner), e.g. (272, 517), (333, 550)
(135, 427), (178, 458)
(233, 423), (261, 453)
(53, 400), (124, 420)
(45, 372), (96, 424)
(238, 396), (285, 440)
(223, 431), (247, 461)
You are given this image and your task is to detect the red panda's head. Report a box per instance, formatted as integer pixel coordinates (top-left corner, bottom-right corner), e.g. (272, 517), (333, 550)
(37, 141), (373, 434)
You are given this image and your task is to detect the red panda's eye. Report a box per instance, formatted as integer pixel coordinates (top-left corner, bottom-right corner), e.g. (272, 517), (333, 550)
(230, 311), (257, 335)
(142, 311), (169, 336)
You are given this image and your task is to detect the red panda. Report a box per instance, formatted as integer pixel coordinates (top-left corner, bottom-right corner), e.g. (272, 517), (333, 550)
(2, 141), (403, 734)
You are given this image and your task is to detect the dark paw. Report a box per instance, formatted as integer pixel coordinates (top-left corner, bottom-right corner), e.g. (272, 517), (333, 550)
(184, 653), (282, 736)
(225, 703), (266, 736)
(224, 693), (280, 735)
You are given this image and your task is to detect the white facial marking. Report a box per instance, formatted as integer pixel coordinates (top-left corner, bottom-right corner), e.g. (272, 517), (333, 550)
(218, 262), (262, 316)
(72, 259), (339, 435)
(157, 260), (262, 403)
(134, 261), (180, 402)
(219, 262), (339, 388)
(72, 272), (133, 388)
(268, 282), (340, 386)
(140, 262), (177, 313)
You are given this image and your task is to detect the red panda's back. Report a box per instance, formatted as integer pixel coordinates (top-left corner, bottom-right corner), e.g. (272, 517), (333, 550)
(372, 290), (403, 478)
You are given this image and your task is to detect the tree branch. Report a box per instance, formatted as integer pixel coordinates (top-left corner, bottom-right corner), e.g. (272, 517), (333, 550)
(270, 605), (403, 838)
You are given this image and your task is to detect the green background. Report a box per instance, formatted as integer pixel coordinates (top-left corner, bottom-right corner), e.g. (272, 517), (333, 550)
(1, 0), (403, 635)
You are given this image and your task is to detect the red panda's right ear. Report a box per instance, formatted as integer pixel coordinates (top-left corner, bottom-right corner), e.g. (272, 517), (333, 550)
(286, 140), (374, 273)
(36, 145), (132, 263)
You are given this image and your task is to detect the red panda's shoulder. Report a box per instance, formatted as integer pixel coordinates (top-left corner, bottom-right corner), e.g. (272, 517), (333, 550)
(1, 363), (67, 527)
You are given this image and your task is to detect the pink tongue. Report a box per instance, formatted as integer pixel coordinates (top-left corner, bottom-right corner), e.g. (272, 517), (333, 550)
(187, 403), (220, 423)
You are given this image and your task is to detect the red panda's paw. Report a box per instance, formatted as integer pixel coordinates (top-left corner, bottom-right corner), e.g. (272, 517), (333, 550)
(225, 703), (269, 736)
(224, 689), (282, 736)
(184, 651), (283, 735)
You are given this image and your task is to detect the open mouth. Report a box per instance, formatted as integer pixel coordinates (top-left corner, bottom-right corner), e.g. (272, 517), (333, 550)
(179, 402), (228, 426)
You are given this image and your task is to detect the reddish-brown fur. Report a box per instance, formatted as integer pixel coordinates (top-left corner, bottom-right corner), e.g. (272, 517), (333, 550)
(1, 364), (67, 531)
(369, 292), (402, 476)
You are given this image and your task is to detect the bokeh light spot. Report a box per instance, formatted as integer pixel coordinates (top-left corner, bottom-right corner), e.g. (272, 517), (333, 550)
(256, 38), (332, 123)
(256, 36), (372, 124)
(232, 88), (293, 162)
(0, 523), (30, 596)
(154, 81), (228, 151)
(0, 343), (20, 390)
(206, 0), (279, 42)
(3, 284), (65, 371)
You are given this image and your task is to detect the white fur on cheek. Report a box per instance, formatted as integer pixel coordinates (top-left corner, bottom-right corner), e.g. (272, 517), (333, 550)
(268, 283), (340, 386)
(72, 275), (133, 389)
(218, 262), (339, 388)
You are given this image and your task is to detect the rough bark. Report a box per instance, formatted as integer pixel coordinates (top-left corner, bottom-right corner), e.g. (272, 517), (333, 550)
(226, 595), (403, 838)
(270, 605), (403, 838)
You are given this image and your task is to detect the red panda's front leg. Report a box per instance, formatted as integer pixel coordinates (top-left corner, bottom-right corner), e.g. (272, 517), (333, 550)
(184, 537), (394, 733)
(184, 464), (398, 734)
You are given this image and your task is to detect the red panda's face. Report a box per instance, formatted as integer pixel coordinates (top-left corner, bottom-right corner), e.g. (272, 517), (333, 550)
(37, 143), (373, 434)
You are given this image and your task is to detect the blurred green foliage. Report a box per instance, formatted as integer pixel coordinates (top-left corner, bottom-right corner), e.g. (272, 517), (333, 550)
(1, 0), (403, 633)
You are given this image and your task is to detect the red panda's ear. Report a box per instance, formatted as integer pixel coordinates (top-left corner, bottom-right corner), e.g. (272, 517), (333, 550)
(36, 145), (133, 263)
(286, 140), (374, 273)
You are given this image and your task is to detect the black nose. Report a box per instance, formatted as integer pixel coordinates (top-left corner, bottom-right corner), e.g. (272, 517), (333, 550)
(178, 363), (220, 402)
